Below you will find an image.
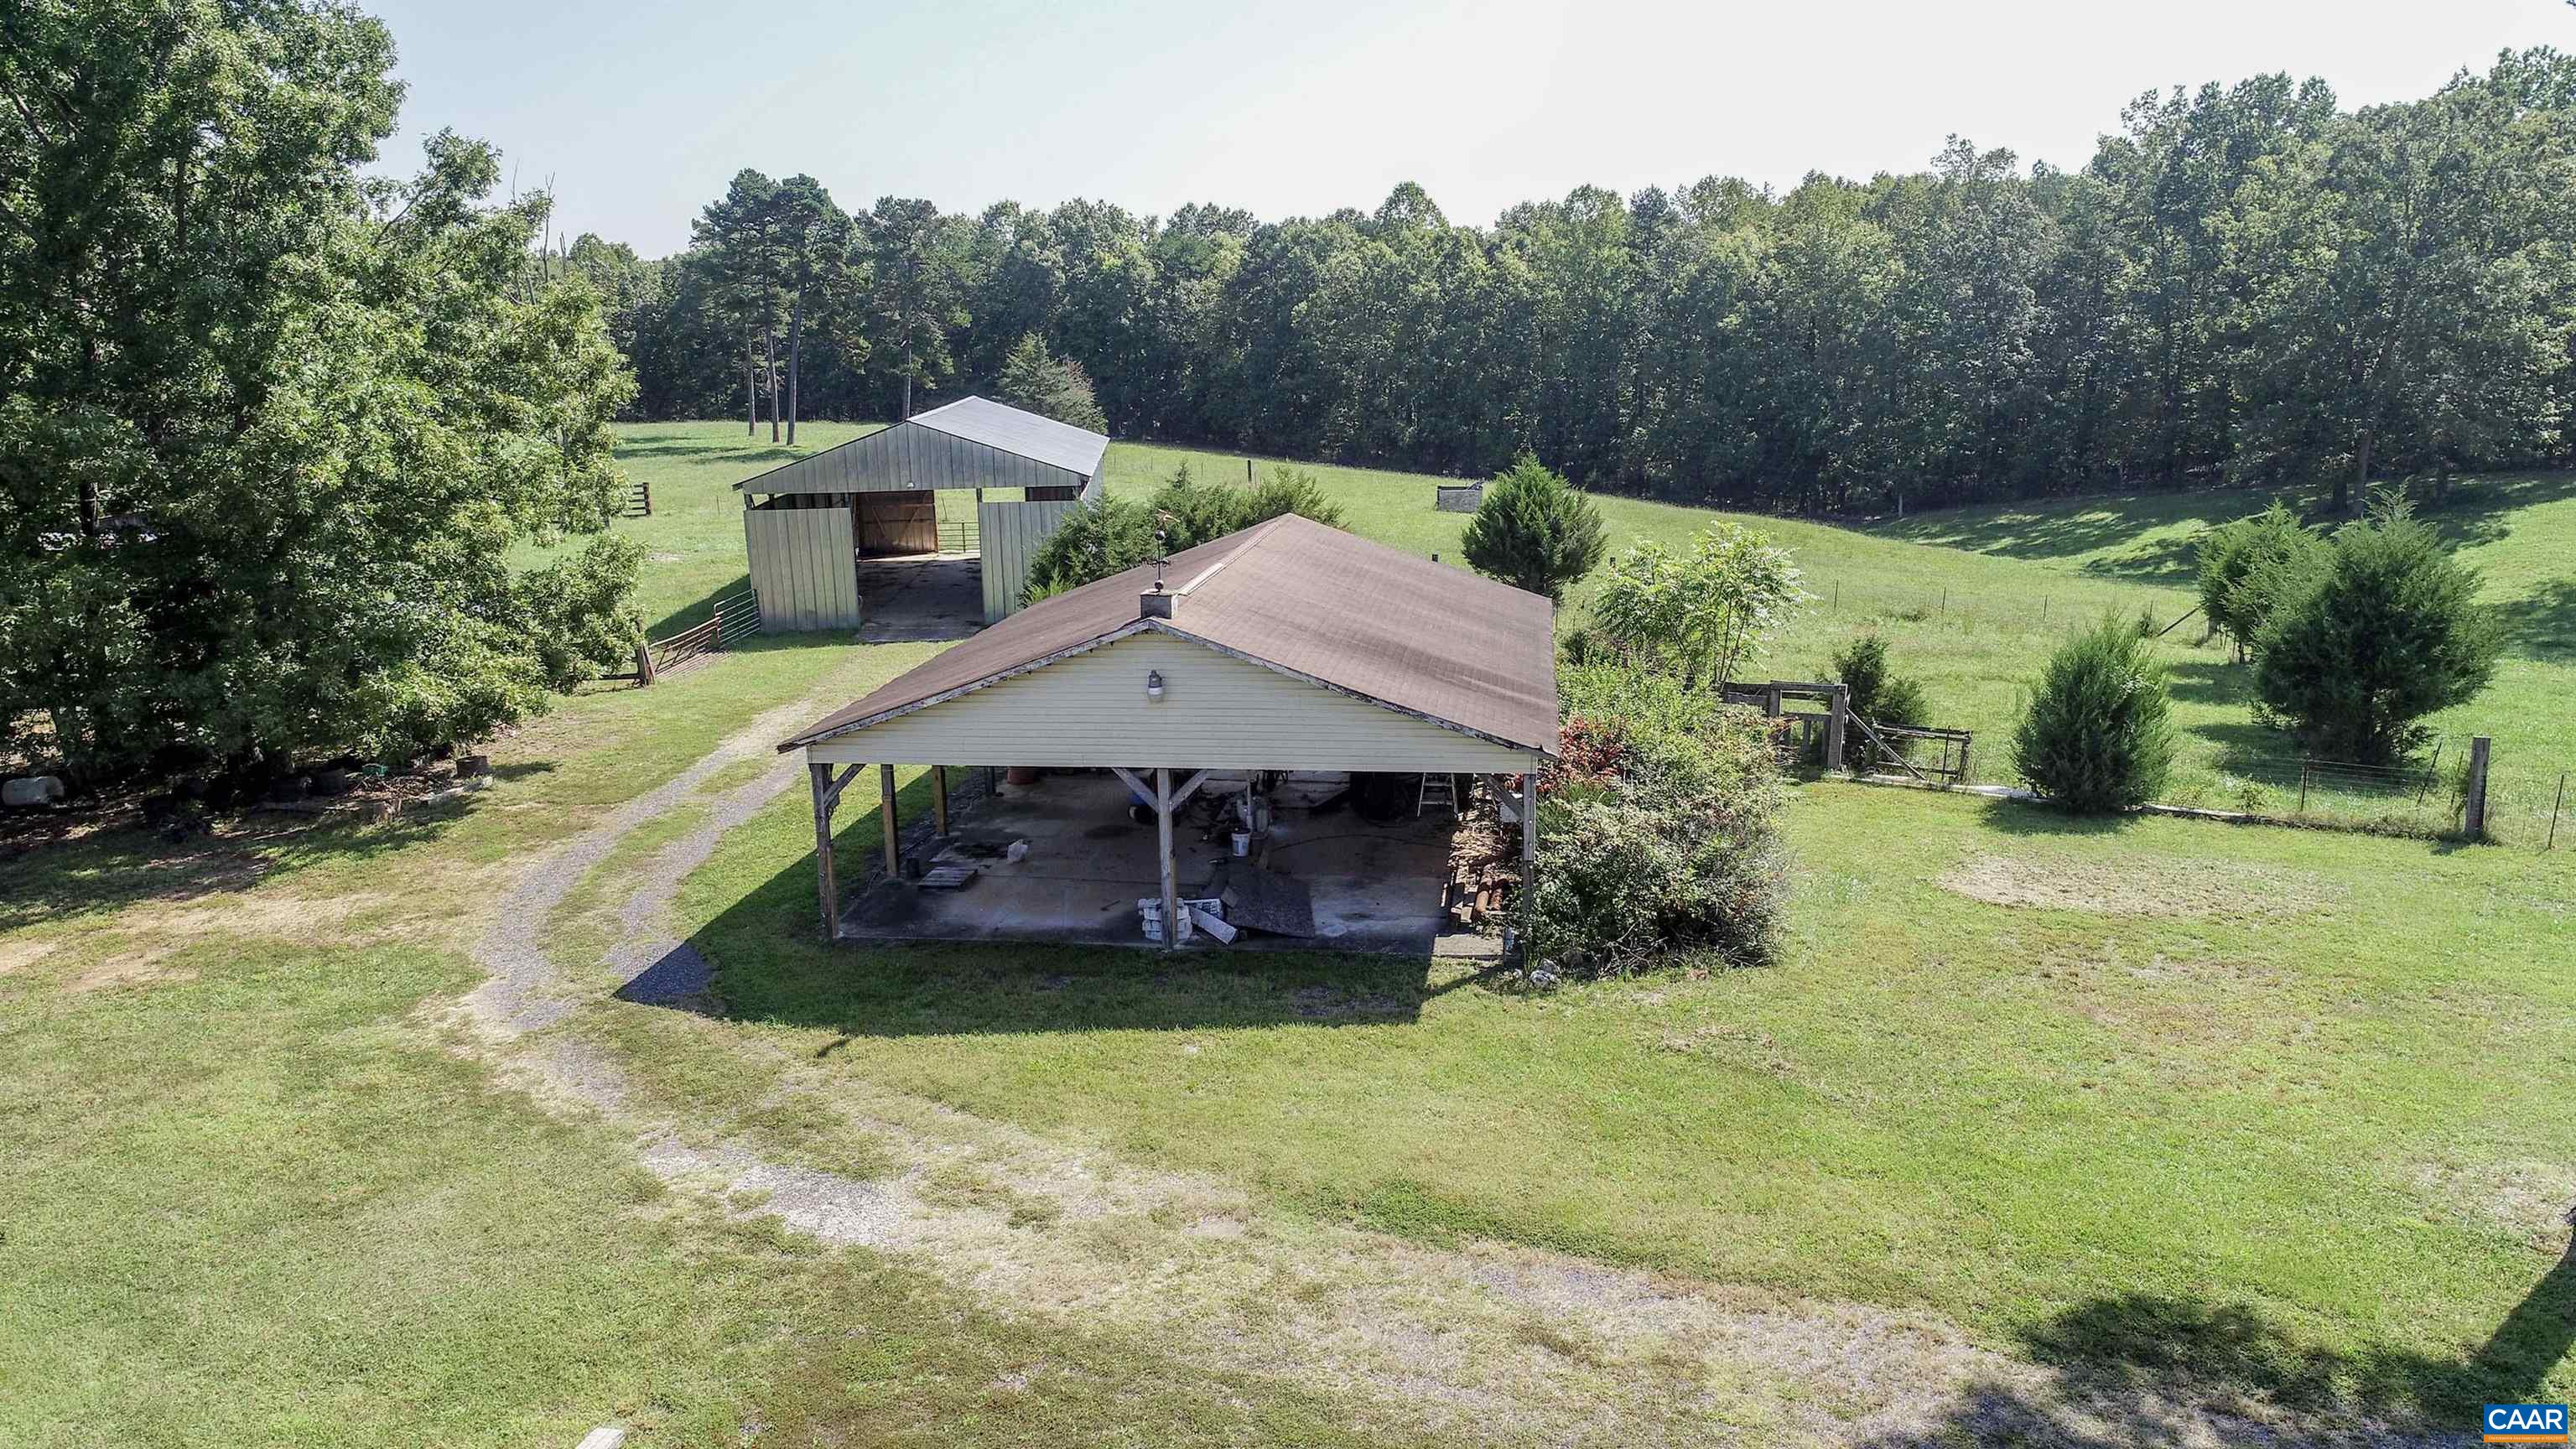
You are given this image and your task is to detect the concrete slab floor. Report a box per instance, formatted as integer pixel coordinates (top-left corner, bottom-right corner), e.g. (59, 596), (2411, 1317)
(838, 768), (1501, 958)
(857, 553), (983, 643)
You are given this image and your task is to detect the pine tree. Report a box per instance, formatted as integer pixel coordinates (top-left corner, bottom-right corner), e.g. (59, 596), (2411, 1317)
(1460, 453), (1607, 603)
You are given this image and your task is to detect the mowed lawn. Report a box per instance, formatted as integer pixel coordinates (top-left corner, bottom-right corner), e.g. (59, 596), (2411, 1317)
(7, 421), (2574, 1445)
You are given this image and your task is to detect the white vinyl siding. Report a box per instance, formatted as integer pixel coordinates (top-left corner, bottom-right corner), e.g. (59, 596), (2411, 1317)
(804, 631), (1535, 773)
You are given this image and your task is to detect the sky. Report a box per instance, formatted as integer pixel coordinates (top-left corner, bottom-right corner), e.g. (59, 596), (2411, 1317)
(364, 0), (2576, 256)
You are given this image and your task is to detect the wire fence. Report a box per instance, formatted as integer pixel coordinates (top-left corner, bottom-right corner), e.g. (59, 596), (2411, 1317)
(2154, 738), (2568, 847)
(1801, 574), (2200, 639)
(1791, 576), (2573, 849)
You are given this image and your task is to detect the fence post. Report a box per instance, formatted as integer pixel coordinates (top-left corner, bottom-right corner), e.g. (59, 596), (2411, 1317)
(2298, 761), (2310, 813)
(633, 638), (657, 688)
(2549, 771), (2565, 851)
(1826, 683), (1849, 774)
(2464, 735), (2491, 839)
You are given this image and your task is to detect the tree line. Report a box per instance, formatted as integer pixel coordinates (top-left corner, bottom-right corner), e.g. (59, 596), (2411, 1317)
(575, 49), (2576, 513)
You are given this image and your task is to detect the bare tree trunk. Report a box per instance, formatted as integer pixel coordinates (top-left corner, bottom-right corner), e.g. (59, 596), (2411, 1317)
(763, 321), (781, 443)
(901, 335), (915, 420)
(745, 335), (756, 435)
(2351, 424), (2375, 517)
(786, 291), (803, 446)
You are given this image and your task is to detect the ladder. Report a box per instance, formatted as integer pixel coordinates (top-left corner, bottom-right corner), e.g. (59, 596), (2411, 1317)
(1417, 772), (1457, 817)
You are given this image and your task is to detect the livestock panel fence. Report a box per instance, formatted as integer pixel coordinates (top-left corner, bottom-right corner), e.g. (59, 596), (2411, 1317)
(622, 589), (761, 685)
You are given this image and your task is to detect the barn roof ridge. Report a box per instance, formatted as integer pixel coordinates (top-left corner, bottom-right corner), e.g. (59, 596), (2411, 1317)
(733, 396), (1109, 495)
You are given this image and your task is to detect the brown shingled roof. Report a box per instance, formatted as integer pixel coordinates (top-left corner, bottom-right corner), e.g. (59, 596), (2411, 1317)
(778, 514), (1558, 755)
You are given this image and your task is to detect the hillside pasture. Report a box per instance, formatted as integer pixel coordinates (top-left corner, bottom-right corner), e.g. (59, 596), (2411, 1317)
(1101, 444), (2574, 839)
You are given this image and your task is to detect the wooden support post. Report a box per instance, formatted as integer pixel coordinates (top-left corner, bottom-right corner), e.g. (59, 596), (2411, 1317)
(1763, 683), (1783, 719)
(879, 763), (900, 875)
(1826, 683), (1849, 774)
(1515, 764), (1540, 964)
(931, 765), (949, 837)
(1519, 766), (1539, 872)
(2465, 735), (2492, 839)
(633, 638), (657, 688)
(1156, 766), (1180, 951)
(1955, 732), (1971, 788)
(810, 763), (839, 942)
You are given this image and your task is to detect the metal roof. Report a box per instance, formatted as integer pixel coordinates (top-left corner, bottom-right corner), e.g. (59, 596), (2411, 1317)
(734, 396), (1108, 494)
(906, 397), (1109, 478)
(779, 514), (1559, 756)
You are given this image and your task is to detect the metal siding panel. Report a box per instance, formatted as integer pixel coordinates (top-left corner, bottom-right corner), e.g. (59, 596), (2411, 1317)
(805, 634), (1531, 771)
(745, 505), (860, 631)
(973, 497), (1081, 625)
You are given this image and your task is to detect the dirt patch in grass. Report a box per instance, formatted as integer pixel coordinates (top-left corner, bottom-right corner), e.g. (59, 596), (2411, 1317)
(2411, 1158), (2576, 1250)
(2118, 953), (2286, 989)
(0, 938), (57, 974)
(70, 947), (195, 995)
(117, 890), (395, 943)
(1939, 852), (2333, 917)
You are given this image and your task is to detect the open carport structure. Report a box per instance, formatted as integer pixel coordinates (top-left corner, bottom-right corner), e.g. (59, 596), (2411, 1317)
(735, 396), (1107, 631)
(776, 514), (1559, 953)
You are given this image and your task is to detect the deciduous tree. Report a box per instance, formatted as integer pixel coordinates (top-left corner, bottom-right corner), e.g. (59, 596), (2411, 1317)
(0, 1), (639, 783)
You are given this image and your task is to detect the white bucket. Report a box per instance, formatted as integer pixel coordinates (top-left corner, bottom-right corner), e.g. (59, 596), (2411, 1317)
(1230, 830), (1251, 856)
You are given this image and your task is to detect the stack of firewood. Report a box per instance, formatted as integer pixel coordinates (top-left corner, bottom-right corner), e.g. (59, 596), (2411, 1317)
(1445, 812), (1519, 927)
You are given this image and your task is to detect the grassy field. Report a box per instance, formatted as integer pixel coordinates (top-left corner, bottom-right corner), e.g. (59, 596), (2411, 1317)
(7, 421), (2573, 1446)
(1103, 442), (2576, 839)
(595, 421), (880, 635)
(1867, 470), (2576, 834)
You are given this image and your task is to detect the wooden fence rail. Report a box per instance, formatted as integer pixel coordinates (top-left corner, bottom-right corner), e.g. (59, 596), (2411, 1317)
(1718, 678), (1975, 787)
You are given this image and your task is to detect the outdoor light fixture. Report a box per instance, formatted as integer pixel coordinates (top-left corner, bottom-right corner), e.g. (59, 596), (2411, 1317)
(1145, 669), (1166, 701)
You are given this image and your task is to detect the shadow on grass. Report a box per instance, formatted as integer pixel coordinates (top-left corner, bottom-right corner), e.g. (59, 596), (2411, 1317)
(2163, 657), (2257, 709)
(0, 797), (476, 932)
(2410, 470), (2576, 552)
(1972, 796), (2140, 838)
(1868, 470), (2576, 592)
(2496, 579), (2576, 662)
(646, 570), (756, 638)
(1875, 487), (2266, 582)
(1856, 1249), (2576, 1446)
(615, 439), (809, 465)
